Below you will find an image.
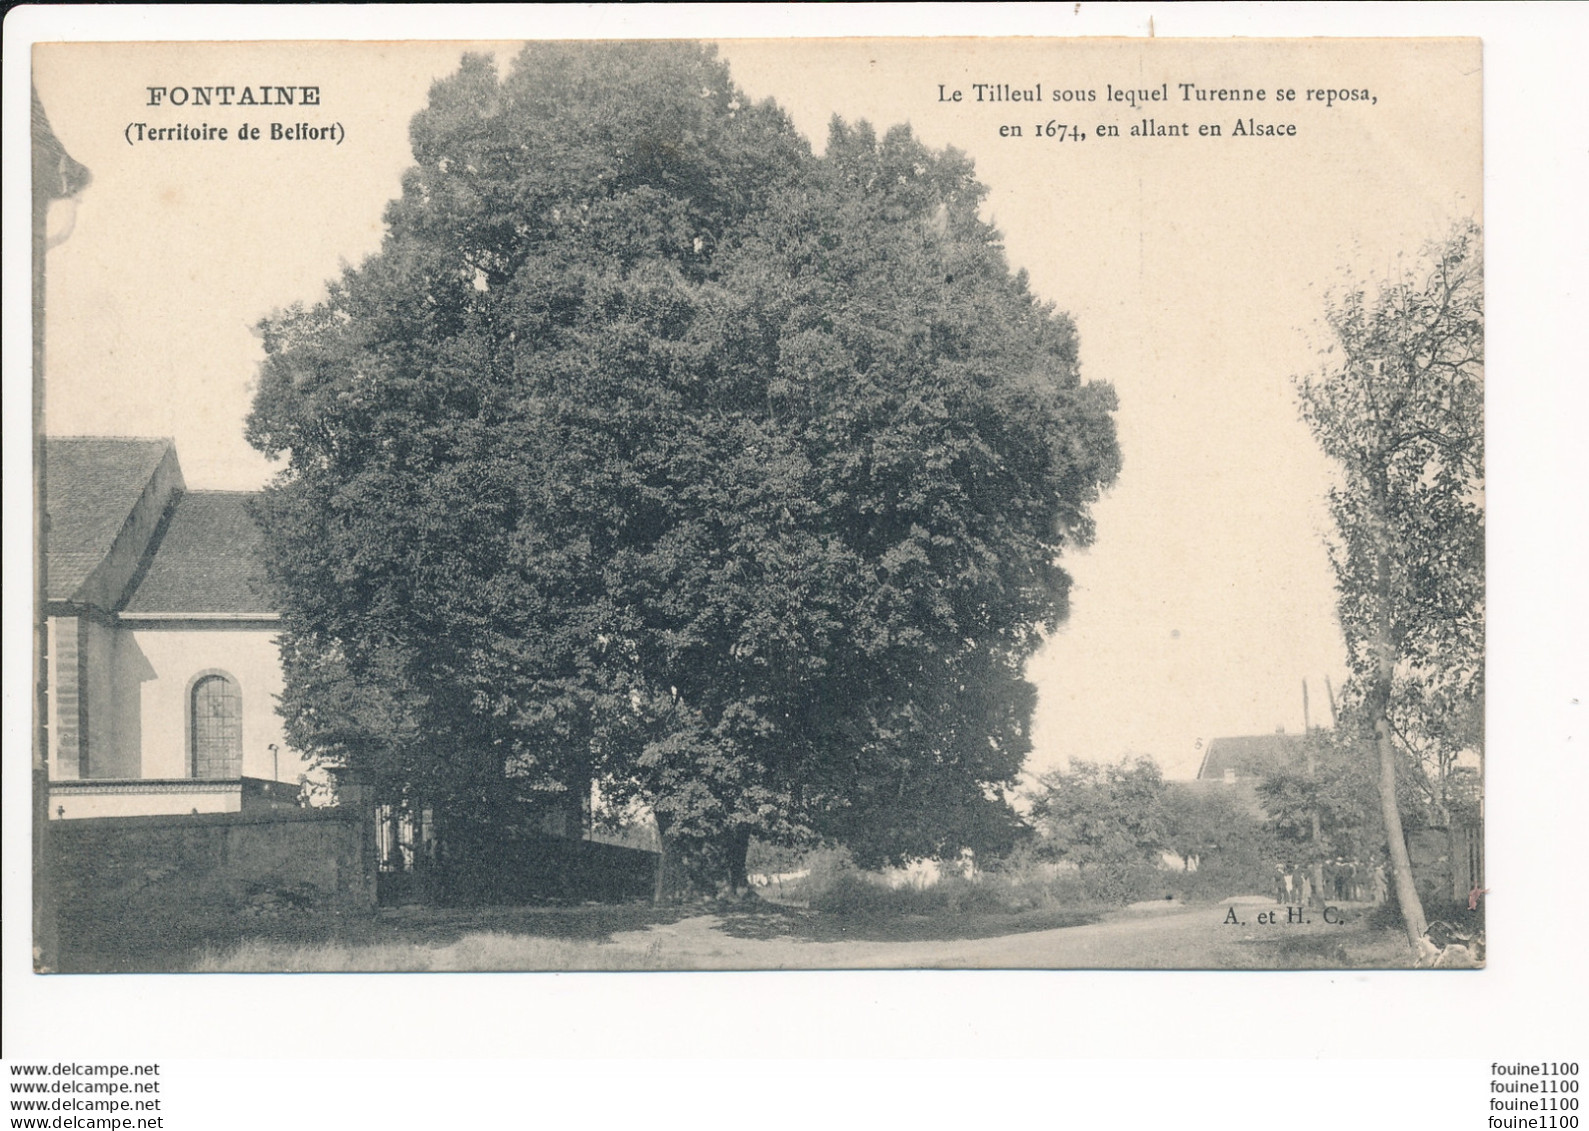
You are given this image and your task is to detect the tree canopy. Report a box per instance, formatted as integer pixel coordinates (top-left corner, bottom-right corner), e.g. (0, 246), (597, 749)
(247, 43), (1120, 883)
(1028, 757), (1168, 869)
(1295, 222), (1483, 941)
(1161, 782), (1278, 869)
(1253, 729), (1384, 867)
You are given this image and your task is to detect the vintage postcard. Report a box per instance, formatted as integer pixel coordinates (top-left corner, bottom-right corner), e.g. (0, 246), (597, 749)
(27, 34), (1483, 975)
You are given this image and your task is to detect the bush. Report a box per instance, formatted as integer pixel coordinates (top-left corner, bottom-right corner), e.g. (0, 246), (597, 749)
(983, 854), (1090, 911)
(1367, 882), (1484, 937)
(810, 871), (885, 916)
(1365, 883), (1403, 932)
(944, 876), (1015, 916)
(1078, 860), (1166, 905)
(761, 845), (857, 905)
(775, 843), (1178, 919)
(829, 854), (1176, 916)
(1162, 853), (1276, 903)
(811, 872), (1009, 918)
(999, 871), (1090, 911)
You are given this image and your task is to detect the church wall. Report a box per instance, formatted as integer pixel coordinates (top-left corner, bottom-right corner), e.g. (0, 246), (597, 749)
(123, 623), (306, 782)
(47, 615), (83, 779)
(82, 617), (136, 778)
(109, 629), (152, 780)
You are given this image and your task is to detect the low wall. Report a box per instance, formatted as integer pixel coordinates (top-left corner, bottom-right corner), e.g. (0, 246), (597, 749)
(48, 776), (302, 821)
(429, 832), (658, 906)
(48, 808), (376, 969)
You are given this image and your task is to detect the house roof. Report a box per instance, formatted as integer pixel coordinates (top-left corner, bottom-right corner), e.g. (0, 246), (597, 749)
(1196, 733), (1310, 780)
(121, 491), (276, 615)
(44, 437), (177, 603)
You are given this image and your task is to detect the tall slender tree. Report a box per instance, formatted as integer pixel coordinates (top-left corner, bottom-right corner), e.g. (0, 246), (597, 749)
(1295, 223), (1484, 945)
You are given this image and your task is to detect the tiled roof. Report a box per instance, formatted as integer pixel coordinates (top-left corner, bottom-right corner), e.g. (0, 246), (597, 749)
(44, 437), (175, 602)
(1196, 733), (1310, 780)
(121, 491), (277, 615)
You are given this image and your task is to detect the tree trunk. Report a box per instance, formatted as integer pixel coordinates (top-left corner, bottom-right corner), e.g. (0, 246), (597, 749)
(725, 827), (752, 897)
(653, 838), (670, 905)
(1305, 733), (1326, 908)
(1369, 610), (1426, 945)
(652, 811), (673, 906)
(1368, 493), (1427, 948)
(1375, 708), (1426, 945)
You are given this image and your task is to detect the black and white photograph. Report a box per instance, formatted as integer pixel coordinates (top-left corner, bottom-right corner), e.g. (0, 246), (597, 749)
(23, 31), (1490, 976)
(9, 6), (1589, 1124)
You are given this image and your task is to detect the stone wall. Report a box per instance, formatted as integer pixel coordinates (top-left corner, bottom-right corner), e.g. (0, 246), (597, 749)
(48, 807), (375, 970)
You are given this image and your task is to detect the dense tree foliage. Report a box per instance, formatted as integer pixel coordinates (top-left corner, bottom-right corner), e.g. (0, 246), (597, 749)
(1157, 783), (1287, 902)
(1161, 783), (1279, 870)
(1028, 757), (1168, 869)
(1295, 222), (1483, 943)
(1253, 729), (1384, 868)
(247, 43), (1119, 885)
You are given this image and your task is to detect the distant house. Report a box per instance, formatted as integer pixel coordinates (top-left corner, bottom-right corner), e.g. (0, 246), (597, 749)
(1195, 732), (1309, 784)
(1181, 731), (1314, 821)
(43, 437), (308, 819)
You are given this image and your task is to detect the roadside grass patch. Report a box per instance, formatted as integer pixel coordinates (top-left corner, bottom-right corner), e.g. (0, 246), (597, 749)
(1226, 915), (1417, 969)
(113, 901), (685, 973)
(193, 928), (673, 972)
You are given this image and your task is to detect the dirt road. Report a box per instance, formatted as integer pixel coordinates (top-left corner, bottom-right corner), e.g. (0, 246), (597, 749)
(604, 898), (1405, 969)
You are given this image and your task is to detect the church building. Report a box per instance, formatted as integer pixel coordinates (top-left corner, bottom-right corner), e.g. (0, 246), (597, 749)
(43, 436), (308, 819)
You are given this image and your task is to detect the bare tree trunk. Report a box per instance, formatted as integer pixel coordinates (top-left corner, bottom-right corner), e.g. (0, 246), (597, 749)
(1375, 707), (1426, 945)
(725, 827), (751, 897)
(1370, 600), (1427, 946)
(652, 812), (671, 906)
(1368, 494), (1427, 948)
(652, 840), (669, 905)
(1304, 731), (1327, 908)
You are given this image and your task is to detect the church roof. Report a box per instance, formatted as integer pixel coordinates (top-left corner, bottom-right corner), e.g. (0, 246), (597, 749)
(1195, 733), (1310, 780)
(44, 437), (275, 616)
(121, 491), (276, 615)
(44, 437), (177, 603)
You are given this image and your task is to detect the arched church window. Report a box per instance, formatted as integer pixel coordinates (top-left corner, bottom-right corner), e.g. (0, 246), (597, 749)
(190, 672), (242, 779)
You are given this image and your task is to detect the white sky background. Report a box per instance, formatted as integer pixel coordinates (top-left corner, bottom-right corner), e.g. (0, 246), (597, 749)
(35, 37), (1475, 781)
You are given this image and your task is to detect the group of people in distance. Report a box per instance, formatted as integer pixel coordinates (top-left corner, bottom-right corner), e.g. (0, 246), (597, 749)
(1274, 860), (1388, 907)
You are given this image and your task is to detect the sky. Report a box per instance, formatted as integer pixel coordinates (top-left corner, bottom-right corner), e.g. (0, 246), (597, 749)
(32, 36), (1480, 780)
